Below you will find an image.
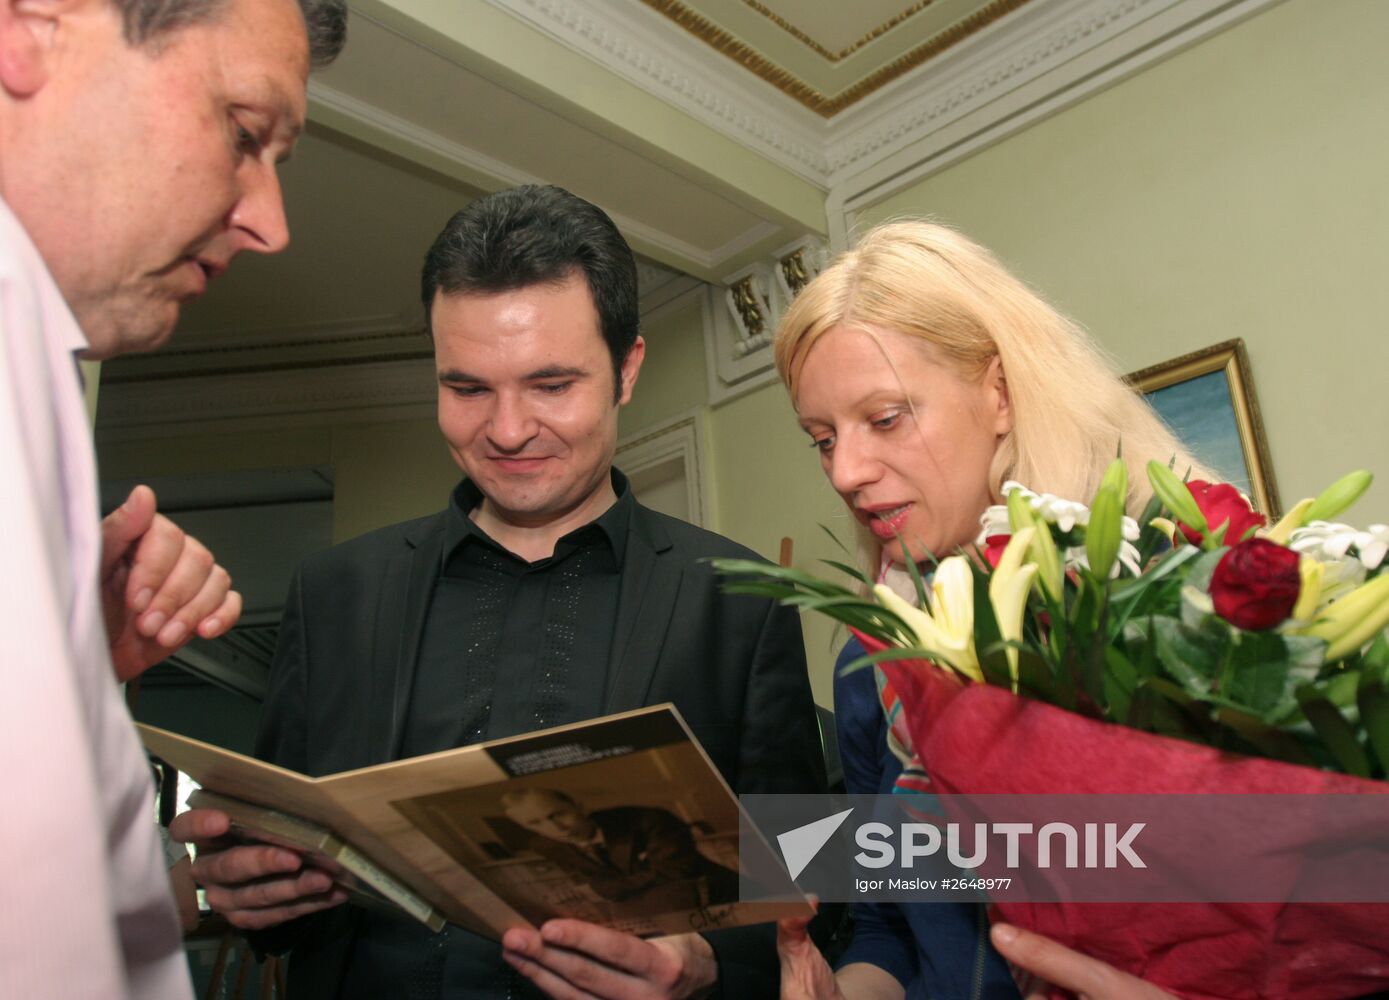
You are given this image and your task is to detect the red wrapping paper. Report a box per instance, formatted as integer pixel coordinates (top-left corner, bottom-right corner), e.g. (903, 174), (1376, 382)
(858, 634), (1389, 999)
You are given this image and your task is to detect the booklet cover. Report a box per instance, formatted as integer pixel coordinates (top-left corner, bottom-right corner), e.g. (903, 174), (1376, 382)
(139, 704), (807, 939)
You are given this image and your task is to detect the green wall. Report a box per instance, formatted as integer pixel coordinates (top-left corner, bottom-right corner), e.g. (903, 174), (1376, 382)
(859, 0), (1389, 517)
(707, 379), (849, 707)
(330, 417), (459, 544)
(620, 290), (711, 436)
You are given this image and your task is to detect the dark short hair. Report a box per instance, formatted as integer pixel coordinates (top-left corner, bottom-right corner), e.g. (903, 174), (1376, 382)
(114, 0), (348, 67)
(421, 185), (640, 400)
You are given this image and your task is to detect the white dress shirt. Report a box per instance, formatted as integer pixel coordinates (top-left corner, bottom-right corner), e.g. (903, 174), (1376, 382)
(0, 197), (191, 998)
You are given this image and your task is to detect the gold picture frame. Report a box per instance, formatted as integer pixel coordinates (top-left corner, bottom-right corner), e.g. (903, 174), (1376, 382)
(1126, 338), (1281, 517)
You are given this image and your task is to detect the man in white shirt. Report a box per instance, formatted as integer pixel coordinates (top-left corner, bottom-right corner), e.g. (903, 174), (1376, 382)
(0, 0), (345, 996)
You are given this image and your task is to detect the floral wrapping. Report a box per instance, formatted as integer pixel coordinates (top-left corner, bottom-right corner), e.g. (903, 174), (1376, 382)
(865, 632), (1389, 1000)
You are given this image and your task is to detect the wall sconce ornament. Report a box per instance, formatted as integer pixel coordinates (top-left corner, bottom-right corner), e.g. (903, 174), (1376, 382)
(705, 236), (829, 404)
(725, 269), (777, 357)
(775, 239), (829, 303)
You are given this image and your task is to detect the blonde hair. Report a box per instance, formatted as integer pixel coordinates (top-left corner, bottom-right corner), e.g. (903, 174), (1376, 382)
(776, 220), (1211, 535)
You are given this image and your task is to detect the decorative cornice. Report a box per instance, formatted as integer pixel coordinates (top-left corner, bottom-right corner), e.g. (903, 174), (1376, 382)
(481, 0), (832, 182)
(482, 0), (1278, 190)
(826, 0), (1284, 230)
(825, 0), (1154, 175)
(741, 0), (935, 63)
(638, 0), (1033, 116)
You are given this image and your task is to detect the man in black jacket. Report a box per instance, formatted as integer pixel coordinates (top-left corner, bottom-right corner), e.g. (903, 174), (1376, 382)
(176, 185), (824, 999)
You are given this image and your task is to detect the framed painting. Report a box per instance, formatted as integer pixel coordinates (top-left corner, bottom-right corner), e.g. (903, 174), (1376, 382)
(1126, 339), (1281, 517)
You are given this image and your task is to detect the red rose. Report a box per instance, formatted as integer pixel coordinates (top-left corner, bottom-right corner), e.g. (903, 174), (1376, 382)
(1179, 480), (1266, 545)
(1210, 538), (1301, 630)
(983, 534), (1010, 569)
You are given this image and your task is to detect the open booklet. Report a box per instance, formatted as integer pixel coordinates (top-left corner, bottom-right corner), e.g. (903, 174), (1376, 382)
(139, 704), (808, 940)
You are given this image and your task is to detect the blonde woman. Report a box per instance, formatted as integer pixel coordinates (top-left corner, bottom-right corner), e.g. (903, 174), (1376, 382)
(773, 221), (1203, 999)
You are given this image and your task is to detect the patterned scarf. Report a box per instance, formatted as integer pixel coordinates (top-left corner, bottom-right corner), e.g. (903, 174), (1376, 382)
(875, 560), (934, 797)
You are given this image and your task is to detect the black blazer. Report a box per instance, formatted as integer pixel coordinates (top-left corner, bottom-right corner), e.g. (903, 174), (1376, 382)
(254, 500), (825, 998)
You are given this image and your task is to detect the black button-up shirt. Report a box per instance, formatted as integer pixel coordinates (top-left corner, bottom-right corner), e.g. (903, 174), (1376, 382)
(400, 471), (631, 756)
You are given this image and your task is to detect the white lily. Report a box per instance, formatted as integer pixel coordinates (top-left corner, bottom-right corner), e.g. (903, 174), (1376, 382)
(989, 528), (1039, 690)
(1064, 541), (1143, 578)
(872, 555), (982, 682)
(978, 503), (1011, 542)
(1000, 481), (1090, 533)
(1289, 521), (1388, 572)
(982, 486), (1141, 578)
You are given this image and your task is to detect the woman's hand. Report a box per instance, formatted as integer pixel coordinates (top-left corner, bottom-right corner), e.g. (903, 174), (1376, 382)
(991, 924), (1176, 1000)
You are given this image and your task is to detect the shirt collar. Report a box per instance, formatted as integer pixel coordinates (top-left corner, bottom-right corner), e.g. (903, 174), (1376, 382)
(444, 468), (633, 568)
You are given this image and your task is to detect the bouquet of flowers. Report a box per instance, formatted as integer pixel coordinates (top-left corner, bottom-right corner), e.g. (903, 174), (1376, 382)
(716, 462), (1389, 999)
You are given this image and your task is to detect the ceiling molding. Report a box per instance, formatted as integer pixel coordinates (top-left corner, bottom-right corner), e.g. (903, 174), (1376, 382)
(168, 310), (420, 353)
(825, 0), (1195, 179)
(105, 316), (428, 382)
(97, 357), (439, 435)
(310, 77), (784, 274)
(479, 0), (1281, 191)
(740, 0), (936, 63)
(481, 0), (833, 182)
(826, 0), (1284, 239)
(635, 0), (1034, 116)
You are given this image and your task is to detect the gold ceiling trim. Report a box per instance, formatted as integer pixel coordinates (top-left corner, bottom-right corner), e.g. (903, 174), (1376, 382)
(740, 1), (935, 63)
(638, 0), (1035, 117)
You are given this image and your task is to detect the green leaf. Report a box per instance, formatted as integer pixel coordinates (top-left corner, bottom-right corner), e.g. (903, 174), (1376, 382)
(819, 559), (872, 587)
(1068, 582), (1110, 708)
(971, 560), (1003, 656)
(819, 523), (857, 559)
(1086, 483), (1124, 581)
(1147, 460), (1206, 532)
(1182, 548), (1225, 594)
(837, 645), (967, 680)
(899, 543), (931, 606)
(1358, 666), (1389, 778)
(977, 644), (1014, 689)
(1304, 469), (1374, 523)
(1212, 705), (1319, 767)
(1320, 668), (1362, 712)
(1110, 545), (1203, 606)
(1011, 648), (1056, 701)
(1100, 456), (1129, 503)
(1103, 646), (1138, 719)
(1135, 677), (1210, 739)
(712, 560), (849, 594)
(1151, 616), (1222, 695)
(1297, 686), (1370, 777)
(1134, 493), (1169, 565)
(1223, 632), (1324, 723)
(1364, 632), (1389, 673)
